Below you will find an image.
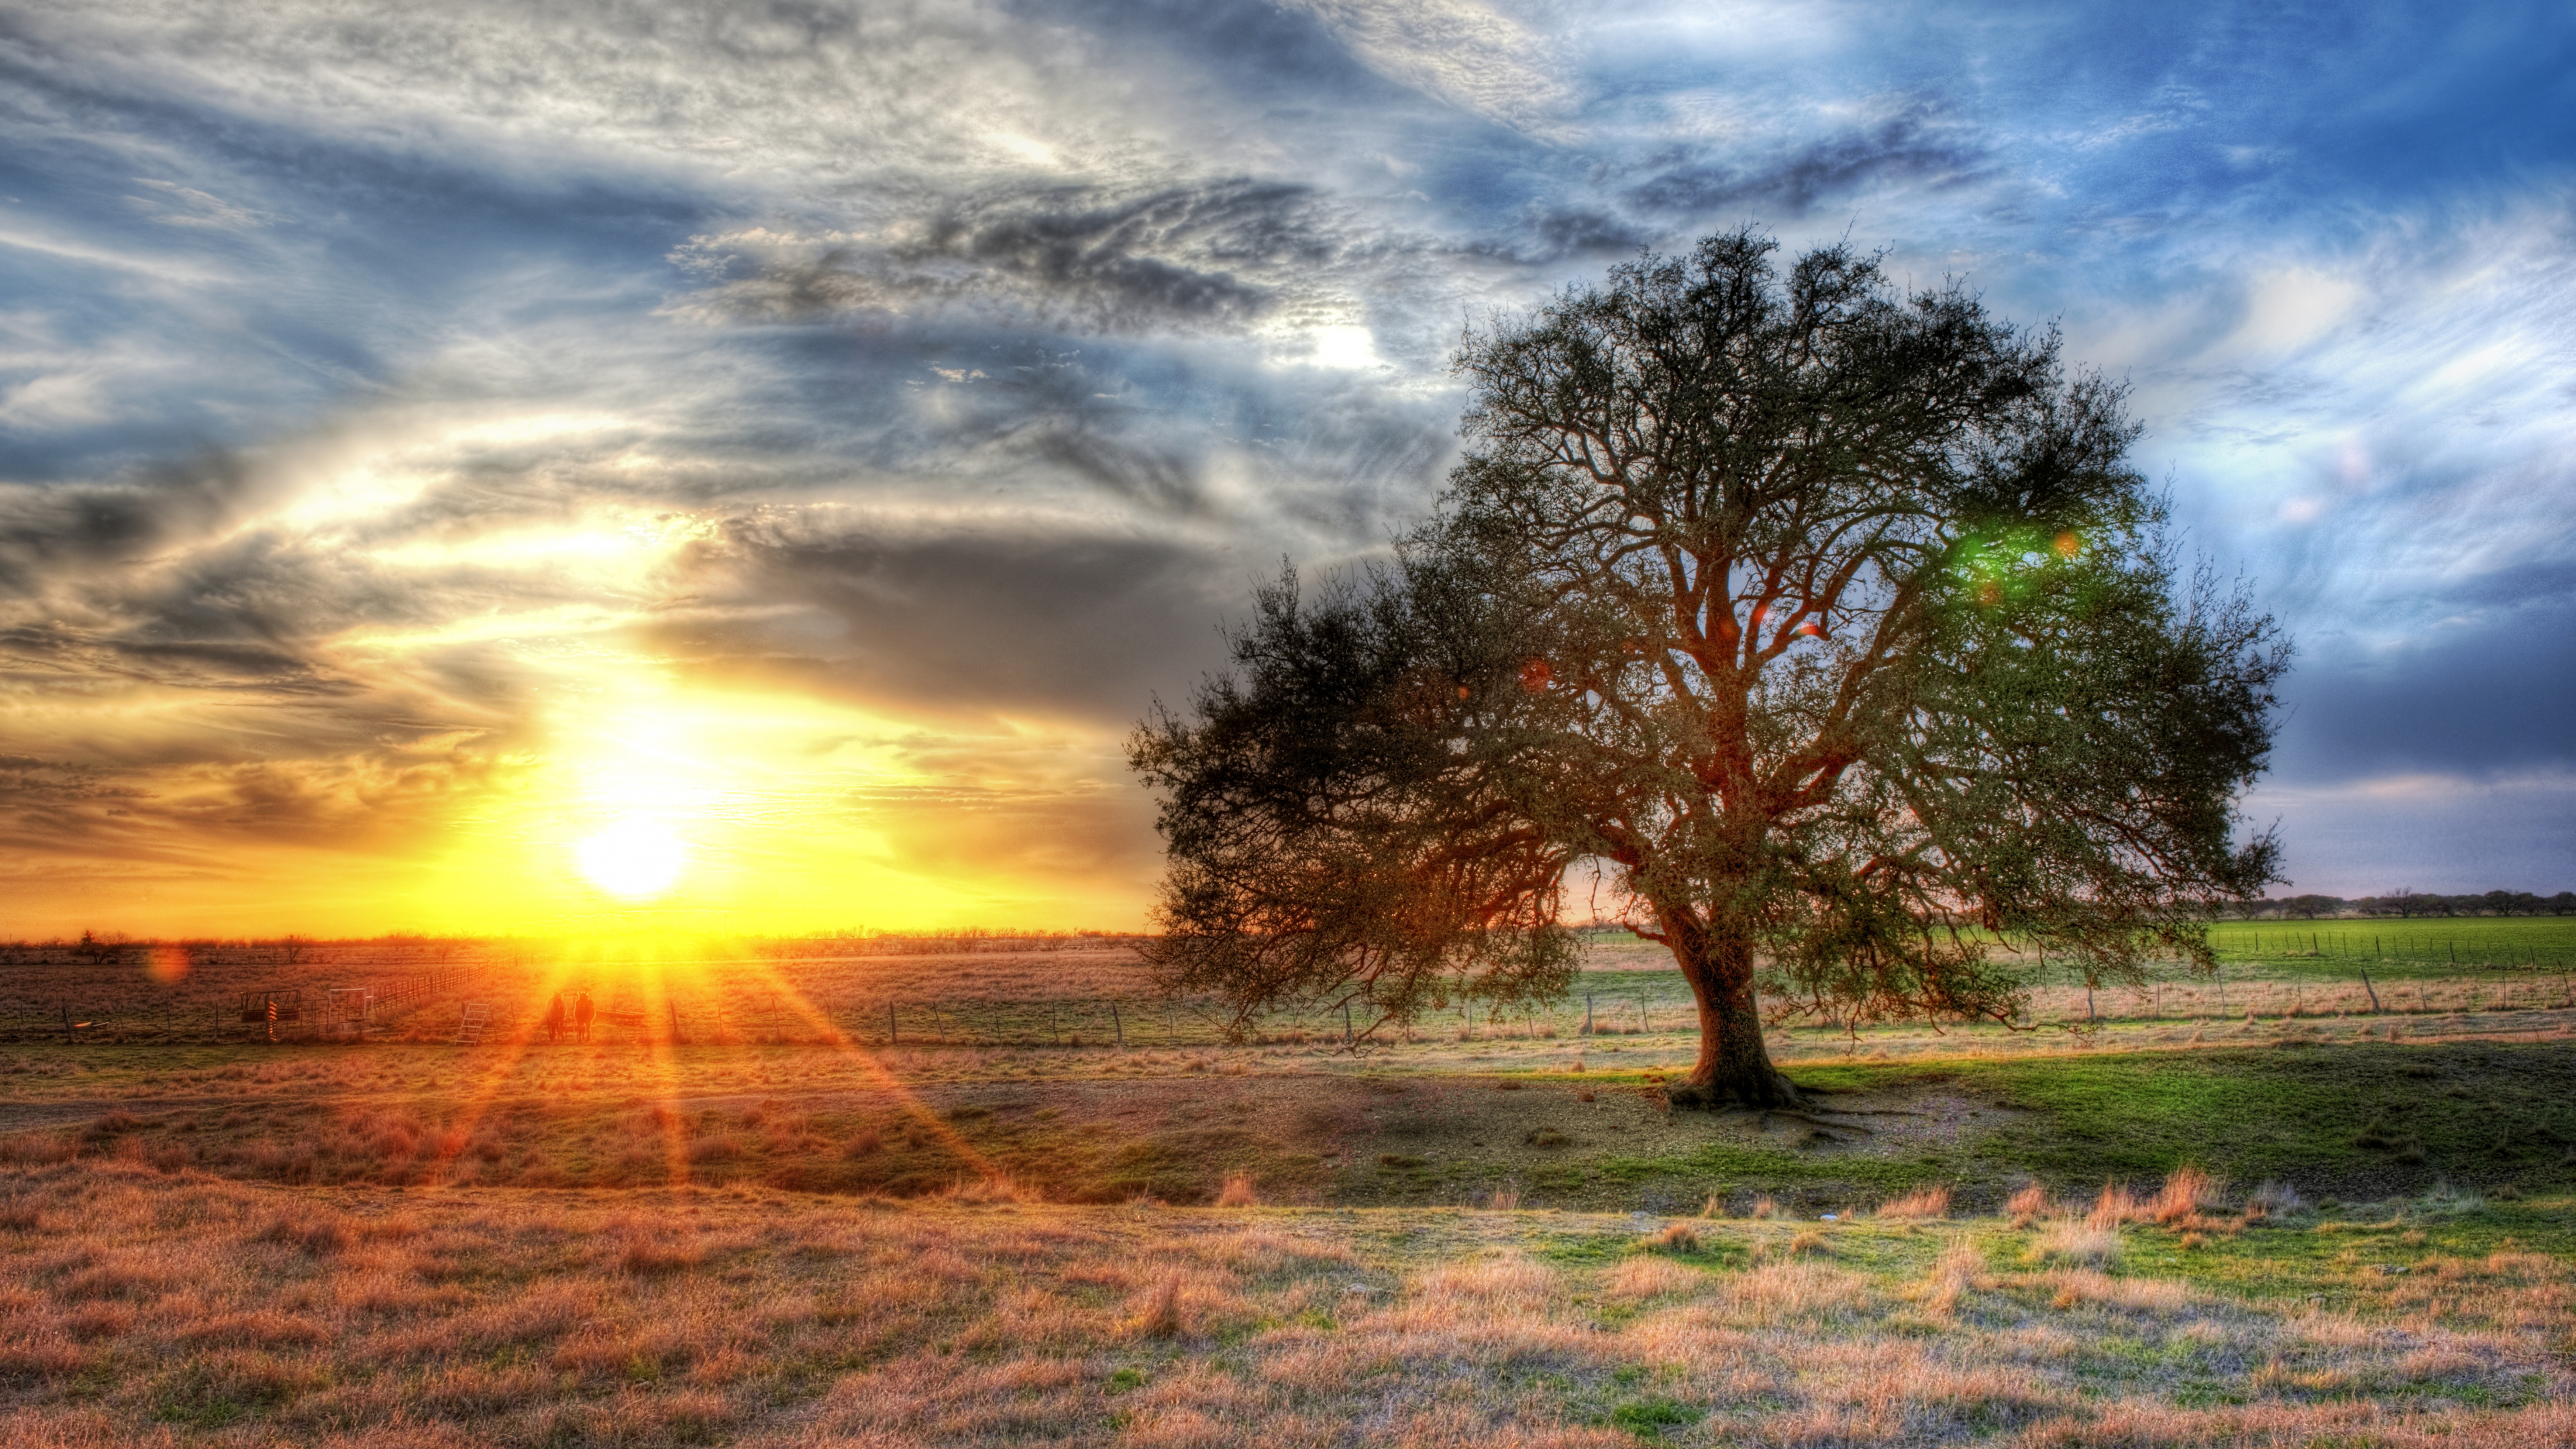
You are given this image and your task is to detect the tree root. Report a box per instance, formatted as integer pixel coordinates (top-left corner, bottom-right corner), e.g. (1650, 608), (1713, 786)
(1666, 1075), (1826, 1115)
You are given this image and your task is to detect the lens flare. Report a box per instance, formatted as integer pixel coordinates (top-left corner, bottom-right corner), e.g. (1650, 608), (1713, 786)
(147, 945), (191, 983)
(576, 818), (688, 899)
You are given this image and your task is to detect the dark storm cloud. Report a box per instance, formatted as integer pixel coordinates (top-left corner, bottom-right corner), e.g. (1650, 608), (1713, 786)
(1523, 207), (1650, 260)
(2271, 594), (2576, 785)
(1624, 106), (1988, 218)
(655, 515), (1238, 721)
(0, 453), (261, 575)
(673, 178), (1360, 335)
(0, 739), (529, 861)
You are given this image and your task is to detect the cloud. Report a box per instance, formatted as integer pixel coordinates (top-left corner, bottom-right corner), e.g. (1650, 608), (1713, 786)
(669, 179), (1355, 335)
(2249, 769), (2576, 896)
(2090, 195), (2576, 663)
(1280, 0), (1577, 138)
(1623, 103), (1988, 217)
(125, 178), (269, 231)
(1, 0), (2571, 928)
(642, 511), (1240, 722)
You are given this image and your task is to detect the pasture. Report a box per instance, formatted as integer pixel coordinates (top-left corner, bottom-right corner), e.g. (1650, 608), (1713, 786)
(1, 930), (2572, 1446)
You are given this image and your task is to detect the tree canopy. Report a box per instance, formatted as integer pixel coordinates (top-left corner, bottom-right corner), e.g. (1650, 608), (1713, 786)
(1131, 231), (2290, 1106)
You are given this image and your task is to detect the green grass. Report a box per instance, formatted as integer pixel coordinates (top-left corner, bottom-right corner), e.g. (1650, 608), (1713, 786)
(1568, 917), (2576, 1005)
(2131, 1194), (2576, 1311)
(1453, 1040), (2576, 1212)
(1797, 1042), (2576, 1197)
(2201, 916), (2576, 970)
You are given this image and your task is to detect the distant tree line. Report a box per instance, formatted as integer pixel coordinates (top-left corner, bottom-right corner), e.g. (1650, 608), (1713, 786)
(0, 931), (483, 967)
(1, 928), (1146, 968)
(2243, 890), (2576, 920)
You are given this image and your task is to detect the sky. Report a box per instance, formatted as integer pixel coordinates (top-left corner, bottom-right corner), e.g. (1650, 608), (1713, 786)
(1, 1), (2572, 937)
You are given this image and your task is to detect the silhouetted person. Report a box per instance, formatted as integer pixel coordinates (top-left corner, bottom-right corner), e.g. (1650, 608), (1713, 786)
(575, 991), (594, 1043)
(544, 993), (566, 1043)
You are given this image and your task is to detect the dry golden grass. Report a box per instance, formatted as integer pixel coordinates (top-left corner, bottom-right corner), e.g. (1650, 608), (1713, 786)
(2149, 1165), (2220, 1224)
(0, 1153), (2568, 1446)
(1875, 1184), (1951, 1220)
(2029, 1220), (2124, 1268)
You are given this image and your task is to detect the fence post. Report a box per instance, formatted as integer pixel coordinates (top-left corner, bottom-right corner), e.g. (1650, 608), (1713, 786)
(1584, 992), (1593, 1036)
(2358, 967), (2381, 1013)
(1111, 1001), (1124, 1048)
(888, 1000), (898, 1045)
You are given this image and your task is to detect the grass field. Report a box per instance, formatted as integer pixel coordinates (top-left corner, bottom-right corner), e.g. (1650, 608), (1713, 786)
(3, 933), (2573, 1445)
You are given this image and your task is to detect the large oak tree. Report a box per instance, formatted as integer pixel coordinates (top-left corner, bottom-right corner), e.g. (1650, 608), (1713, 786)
(1132, 232), (2288, 1106)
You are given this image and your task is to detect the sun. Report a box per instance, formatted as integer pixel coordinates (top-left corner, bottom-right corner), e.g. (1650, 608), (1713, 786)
(575, 816), (688, 899)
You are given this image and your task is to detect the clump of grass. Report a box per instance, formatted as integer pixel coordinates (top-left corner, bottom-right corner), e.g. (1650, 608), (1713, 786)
(1699, 1194), (1723, 1218)
(2028, 1220), (2121, 1269)
(1216, 1173), (1259, 1208)
(2151, 1165), (2221, 1226)
(2246, 1180), (2309, 1219)
(1875, 1185), (1949, 1220)
(1649, 1222), (1701, 1254)
(1523, 1128), (1570, 1148)
(1917, 1237), (1984, 1318)
(942, 1174), (1028, 1205)
(2414, 1180), (2485, 1217)
(2088, 1183), (2145, 1230)
(254, 1209), (354, 1255)
(1609, 1398), (1701, 1435)
(0, 1132), (78, 1166)
(1750, 1195), (1779, 1220)
(1486, 1183), (1521, 1211)
(687, 1134), (746, 1164)
(2006, 1183), (2051, 1228)
(619, 1238), (703, 1276)
(1130, 1275), (1184, 1338)
(1787, 1230), (1827, 1257)
(842, 1128), (882, 1158)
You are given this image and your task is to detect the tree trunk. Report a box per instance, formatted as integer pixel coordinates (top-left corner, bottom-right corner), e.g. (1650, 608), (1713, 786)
(1656, 904), (1803, 1109)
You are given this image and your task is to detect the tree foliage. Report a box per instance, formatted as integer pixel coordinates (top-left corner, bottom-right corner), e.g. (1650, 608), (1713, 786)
(1132, 231), (2290, 1104)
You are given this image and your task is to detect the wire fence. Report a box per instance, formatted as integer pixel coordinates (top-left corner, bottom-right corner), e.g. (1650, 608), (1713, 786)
(0, 965), (489, 1044)
(3, 956), (2572, 1048)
